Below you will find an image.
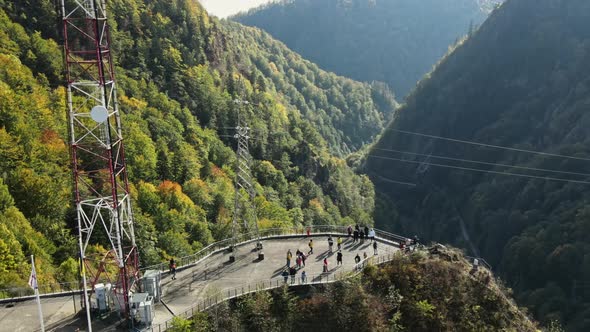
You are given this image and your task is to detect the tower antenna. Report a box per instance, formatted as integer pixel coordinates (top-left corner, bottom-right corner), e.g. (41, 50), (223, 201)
(61, 0), (139, 324)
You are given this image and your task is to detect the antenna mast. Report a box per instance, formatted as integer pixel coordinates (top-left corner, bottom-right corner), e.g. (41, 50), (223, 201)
(61, 0), (139, 321)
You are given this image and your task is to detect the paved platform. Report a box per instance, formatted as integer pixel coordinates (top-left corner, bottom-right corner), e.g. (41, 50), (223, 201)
(0, 234), (398, 331)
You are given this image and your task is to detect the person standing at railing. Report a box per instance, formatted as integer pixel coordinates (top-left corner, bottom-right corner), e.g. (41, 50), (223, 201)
(306, 227), (311, 238)
(282, 268), (289, 283)
(364, 226), (369, 240)
(355, 253), (361, 264)
(337, 236), (342, 250)
(347, 225), (352, 237)
(286, 249), (293, 267)
(289, 266), (297, 284)
(169, 258), (177, 280)
(360, 230), (365, 244)
(369, 228), (376, 243)
(336, 251), (343, 266)
(373, 241), (378, 255)
(328, 236), (334, 253)
(308, 239), (314, 254)
(353, 229), (359, 243)
(301, 270), (307, 283)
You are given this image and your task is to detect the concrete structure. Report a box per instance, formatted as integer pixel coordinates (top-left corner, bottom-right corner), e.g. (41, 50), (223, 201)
(0, 229), (402, 331)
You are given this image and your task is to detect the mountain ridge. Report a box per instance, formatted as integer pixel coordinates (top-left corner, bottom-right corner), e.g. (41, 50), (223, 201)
(234, 0), (498, 98)
(364, 0), (590, 329)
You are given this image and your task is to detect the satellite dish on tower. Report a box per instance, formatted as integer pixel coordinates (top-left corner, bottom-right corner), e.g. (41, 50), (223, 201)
(90, 106), (109, 123)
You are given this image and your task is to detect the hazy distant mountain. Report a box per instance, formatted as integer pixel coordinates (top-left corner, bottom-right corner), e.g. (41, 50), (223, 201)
(364, 0), (590, 329)
(235, 0), (499, 98)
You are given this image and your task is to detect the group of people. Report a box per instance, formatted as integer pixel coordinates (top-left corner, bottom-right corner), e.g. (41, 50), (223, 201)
(282, 265), (307, 284)
(286, 248), (308, 268)
(284, 249), (309, 284)
(347, 225), (376, 244)
(399, 235), (420, 253)
(327, 235), (344, 252)
(283, 231), (381, 283)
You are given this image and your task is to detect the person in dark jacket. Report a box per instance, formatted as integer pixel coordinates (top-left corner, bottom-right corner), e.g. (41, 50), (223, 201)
(169, 259), (177, 280)
(289, 266), (297, 284)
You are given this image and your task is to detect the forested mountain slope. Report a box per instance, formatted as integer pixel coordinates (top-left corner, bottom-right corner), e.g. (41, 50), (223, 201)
(235, 0), (502, 98)
(0, 0), (387, 296)
(364, 0), (590, 329)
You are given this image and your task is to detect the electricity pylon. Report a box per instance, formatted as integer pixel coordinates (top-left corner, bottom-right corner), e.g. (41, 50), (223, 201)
(229, 99), (262, 262)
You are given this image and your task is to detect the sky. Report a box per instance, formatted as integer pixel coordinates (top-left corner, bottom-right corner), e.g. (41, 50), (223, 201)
(199, 0), (275, 18)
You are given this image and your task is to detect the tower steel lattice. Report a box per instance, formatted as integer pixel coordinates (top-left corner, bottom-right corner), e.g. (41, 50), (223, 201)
(230, 100), (262, 260)
(61, 0), (138, 319)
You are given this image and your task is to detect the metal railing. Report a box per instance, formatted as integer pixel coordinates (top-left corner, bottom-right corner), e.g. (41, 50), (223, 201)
(0, 225), (407, 302)
(0, 281), (80, 301)
(146, 252), (400, 332)
(466, 256), (493, 270)
(140, 225), (403, 275)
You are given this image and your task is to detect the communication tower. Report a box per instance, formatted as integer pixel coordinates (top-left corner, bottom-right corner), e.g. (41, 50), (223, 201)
(61, 0), (139, 322)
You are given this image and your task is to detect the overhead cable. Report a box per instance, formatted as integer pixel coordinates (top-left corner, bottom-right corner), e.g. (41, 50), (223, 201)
(373, 147), (590, 177)
(389, 128), (590, 162)
(368, 154), (590, 185)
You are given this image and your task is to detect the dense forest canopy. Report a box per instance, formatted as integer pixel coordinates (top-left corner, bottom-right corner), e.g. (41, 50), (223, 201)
(0, 0), (391, 296)
(364, 0), (590, 329)
(234, 0), (501, 98)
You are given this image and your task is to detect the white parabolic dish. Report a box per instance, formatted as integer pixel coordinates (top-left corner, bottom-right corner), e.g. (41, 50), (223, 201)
(91, 105), (109, 123)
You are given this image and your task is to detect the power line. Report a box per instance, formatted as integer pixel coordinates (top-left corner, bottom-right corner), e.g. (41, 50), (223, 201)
(370, 173), (416, 187)
(388, 128), (590, 162)
(373, 147), (590, 178)
(367, 154), (590, 185)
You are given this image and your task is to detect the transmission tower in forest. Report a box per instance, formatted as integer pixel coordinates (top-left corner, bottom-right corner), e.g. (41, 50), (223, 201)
(61, 0), (139, 322)
(229, 99), (262, 262)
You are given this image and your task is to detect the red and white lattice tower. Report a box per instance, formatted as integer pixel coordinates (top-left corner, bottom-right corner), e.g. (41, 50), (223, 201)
(61, 0), (138, 317)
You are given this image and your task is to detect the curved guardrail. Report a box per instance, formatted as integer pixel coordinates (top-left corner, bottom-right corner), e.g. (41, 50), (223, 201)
(0, 225), (402, 302)
(146, 252), (399, 332)
(141, 225), (408, 275)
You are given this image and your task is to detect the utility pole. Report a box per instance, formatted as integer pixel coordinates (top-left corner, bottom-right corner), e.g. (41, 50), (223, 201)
(61, 0), (139, 325)
(229, 99), (262, 263)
